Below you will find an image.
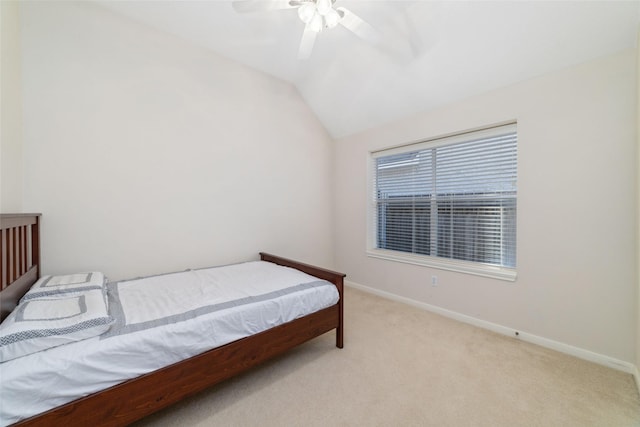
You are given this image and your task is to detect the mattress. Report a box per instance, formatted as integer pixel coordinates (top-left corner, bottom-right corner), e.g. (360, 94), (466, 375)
(0, 261), (339, 425)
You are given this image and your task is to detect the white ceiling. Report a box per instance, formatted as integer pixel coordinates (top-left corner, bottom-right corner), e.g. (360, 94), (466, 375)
(96, 0), (640, 139)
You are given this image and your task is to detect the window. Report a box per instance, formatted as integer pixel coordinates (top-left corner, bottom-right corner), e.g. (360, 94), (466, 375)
(368, 124), (517, 280)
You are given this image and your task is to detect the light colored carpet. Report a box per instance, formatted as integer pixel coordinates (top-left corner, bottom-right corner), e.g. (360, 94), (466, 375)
(134, 287), (640, 426)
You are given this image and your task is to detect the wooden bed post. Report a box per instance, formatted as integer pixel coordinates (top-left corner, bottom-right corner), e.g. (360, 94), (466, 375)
(31, 215), (40, 278)
(336, 273), (344, 348)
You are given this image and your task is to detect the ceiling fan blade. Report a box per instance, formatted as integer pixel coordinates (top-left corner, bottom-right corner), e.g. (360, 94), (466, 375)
(336, 6), (415, 60)
(232, 0), (302, 14)
(298, 25), (318, 60)
(336, 7), (382, 47)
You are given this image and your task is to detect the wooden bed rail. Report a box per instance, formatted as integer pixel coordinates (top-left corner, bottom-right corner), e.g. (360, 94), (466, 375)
(0, 213), (41, 320)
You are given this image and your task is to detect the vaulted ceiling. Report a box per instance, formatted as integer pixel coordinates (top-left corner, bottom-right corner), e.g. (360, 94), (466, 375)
(96, 1), (640, 139)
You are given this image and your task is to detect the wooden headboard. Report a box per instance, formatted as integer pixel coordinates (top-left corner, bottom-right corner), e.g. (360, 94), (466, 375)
(0, 213), (42, 321)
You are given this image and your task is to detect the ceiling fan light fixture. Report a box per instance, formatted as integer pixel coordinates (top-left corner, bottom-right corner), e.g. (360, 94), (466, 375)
(316, 0), (332, 15)
(324, 8), (340, 28)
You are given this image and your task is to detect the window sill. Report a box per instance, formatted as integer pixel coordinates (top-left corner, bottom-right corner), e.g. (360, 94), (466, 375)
(366, 249), (517, 282)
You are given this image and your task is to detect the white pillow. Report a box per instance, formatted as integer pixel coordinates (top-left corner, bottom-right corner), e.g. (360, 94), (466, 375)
(0, 289), (113, 362)
(20, 272), (106, 303)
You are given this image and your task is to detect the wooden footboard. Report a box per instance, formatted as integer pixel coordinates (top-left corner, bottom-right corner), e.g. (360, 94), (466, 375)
(260, 252), (345, 348)
(4, 246), (345, 426)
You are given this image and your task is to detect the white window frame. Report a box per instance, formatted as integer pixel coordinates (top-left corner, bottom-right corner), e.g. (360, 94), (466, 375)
(367, 123), (518, 281)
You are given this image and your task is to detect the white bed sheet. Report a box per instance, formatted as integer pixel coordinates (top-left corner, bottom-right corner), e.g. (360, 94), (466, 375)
(0, 261), (339, 426)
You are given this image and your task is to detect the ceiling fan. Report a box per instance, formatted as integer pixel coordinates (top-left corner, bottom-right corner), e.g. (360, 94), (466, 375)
(232, 0), (382, 59)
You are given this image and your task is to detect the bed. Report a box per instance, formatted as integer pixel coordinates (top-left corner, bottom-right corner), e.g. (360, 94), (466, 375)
(0, 213), (345, 426)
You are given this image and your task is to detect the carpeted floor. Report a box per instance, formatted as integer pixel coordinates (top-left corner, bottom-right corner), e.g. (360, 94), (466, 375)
(134, 287), (640, 426)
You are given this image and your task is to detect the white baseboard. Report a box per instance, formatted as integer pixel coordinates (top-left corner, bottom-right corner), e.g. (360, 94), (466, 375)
(346, 280), (638, 375)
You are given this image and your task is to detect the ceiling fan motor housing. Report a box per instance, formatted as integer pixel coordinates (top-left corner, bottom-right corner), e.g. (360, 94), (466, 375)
(297, 0), (341, 32)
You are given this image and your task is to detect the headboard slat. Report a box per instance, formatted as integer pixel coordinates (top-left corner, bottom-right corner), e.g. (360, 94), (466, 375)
(18, 226), (24, 278)
(22, 225), (28, 276)
(10, 228), (16, 284)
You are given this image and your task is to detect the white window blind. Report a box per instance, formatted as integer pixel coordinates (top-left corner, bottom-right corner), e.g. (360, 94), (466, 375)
(370, 124), (517, 278)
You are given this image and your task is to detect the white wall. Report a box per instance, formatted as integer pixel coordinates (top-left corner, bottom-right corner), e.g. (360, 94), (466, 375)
(334, 49), (638, 363)
(1, 0), (23, 212)
(636, 28), (640, 377)
(20, 1), (334, 280)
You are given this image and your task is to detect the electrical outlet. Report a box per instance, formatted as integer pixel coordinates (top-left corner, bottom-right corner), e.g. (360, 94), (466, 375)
(431, 275), (438, 286)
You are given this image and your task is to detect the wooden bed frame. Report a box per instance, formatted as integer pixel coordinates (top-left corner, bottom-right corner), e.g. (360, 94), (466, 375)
(0, 213), (345, 426)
